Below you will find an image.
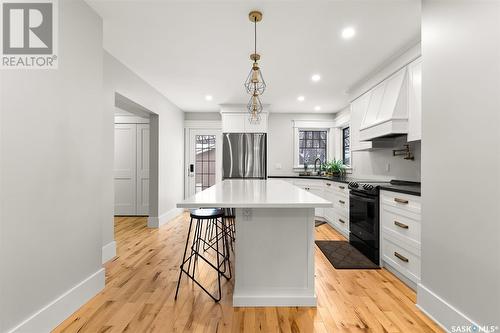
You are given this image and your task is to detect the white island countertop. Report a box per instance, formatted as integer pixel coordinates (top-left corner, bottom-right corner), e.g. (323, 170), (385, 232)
(177, 179), (332, 209)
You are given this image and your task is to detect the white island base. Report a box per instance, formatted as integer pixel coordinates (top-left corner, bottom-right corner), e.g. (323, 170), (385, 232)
(177, 179), (332, 307)
(233, 207), (316, 307)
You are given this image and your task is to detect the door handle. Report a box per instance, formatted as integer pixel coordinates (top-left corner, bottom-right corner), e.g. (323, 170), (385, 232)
(394, 221), (409, 229)
(339, 218), (346, 224)
(394, 252), (409, 263)
(394, 198), (409, 204)
(339, 200), (345, 204)
(339, 185), (345, 189)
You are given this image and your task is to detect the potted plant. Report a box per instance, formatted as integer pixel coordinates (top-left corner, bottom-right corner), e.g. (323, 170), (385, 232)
(323, 159), (346, 177)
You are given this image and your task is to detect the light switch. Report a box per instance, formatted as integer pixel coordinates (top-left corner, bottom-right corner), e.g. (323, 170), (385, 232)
(275, 163), (282, 170)
(386, 163), (391, 172)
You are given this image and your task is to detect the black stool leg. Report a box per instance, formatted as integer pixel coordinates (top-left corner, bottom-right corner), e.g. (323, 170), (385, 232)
(175, 216), (194, 300)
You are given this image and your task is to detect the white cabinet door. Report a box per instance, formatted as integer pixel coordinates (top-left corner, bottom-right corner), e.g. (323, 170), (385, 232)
(407, 57), (422, 142)
(114, 124), (137, 215)
(245, 113), (268, 133)
(114, 123), (150, 216)
(136, 124), (150, 215)
(222, 113), (268, 133)
(222, 114), (245, 133)
(350, 92), (373, 151)
(309, 186), (325, 218)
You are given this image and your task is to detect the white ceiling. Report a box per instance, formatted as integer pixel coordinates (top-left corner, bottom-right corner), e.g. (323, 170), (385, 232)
(87, 0), (420, 113)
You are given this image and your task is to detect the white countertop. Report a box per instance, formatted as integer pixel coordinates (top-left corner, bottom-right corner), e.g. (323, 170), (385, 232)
(177, 179), (333, 208)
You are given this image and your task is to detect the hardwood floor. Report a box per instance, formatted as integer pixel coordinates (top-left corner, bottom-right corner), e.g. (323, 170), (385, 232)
(54, 214), (442, 333)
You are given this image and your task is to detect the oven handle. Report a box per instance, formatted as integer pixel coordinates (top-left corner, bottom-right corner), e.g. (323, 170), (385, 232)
(350, 192), (377, 203)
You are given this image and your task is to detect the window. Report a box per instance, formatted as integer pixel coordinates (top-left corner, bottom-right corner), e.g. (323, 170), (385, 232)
(298, 130), (327, 167)
(342, 127), (350, 166)
(195, 135), (216, 193)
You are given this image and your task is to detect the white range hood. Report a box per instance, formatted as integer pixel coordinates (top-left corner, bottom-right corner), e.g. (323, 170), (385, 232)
(359, 67), (409, 141)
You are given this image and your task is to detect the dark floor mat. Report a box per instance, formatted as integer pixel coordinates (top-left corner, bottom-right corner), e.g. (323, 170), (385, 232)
(315, 220), (326, 227)
(315, 240), (380, 269)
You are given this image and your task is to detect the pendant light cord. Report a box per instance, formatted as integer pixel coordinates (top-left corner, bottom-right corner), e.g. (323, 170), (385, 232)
(254, 17), (257, 59)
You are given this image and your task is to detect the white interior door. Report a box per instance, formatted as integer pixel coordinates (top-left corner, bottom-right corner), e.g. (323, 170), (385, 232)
(136, 124), (150, 215)
(186, 129), (222, 197)
(114, 124), (137, 215)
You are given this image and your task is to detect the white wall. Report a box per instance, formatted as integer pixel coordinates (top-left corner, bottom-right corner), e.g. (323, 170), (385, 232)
(419, 1), (500, 330)
(267, 113), (336, 176)
(103, 51), (184, 235)
(1, 1), (105, 331)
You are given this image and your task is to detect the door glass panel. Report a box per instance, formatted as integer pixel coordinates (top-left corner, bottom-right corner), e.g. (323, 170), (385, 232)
(195, 135), (216, 193)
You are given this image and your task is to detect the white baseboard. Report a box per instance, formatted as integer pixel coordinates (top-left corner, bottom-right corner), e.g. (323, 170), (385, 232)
(147, 208), (184, 228)
(102, 241), (116, 264)
(7, 268), (105, 333)
(233, 294), (317, 307)
(417, 283), (478, 333)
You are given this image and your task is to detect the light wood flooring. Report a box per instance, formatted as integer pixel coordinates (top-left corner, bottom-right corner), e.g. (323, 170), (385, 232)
(54, 214), (442, 333)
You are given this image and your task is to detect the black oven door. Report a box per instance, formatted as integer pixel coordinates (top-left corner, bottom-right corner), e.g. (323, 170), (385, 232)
(349, 190), (380, 250)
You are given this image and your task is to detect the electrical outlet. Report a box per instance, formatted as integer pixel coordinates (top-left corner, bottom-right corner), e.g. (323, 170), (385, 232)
(275, 163), (282, 170)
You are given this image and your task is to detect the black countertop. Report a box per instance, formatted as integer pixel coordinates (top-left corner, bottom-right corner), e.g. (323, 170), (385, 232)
(268, 175), (356, 184)
(268, 175), (421, 196)
(379, 183), (421, 196)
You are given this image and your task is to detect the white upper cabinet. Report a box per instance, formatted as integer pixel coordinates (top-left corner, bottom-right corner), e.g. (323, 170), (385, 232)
(407, 57), (422, 142)
(221, 112), (268, 133)
(350, 92), (373, 151)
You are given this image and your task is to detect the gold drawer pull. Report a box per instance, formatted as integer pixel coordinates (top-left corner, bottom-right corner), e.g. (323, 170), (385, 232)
(394, 252), (409, 262)
(394, 221), (409, 229)
(339, 200), (345, 204)
(339, 185), (345, 189)
(394, 198), (409, 204)
(326, 183), (331, 186)
(339, 218), (346, 224)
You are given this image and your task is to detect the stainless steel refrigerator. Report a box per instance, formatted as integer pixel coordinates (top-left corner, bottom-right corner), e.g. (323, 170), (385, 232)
(222, 133), (267, 179)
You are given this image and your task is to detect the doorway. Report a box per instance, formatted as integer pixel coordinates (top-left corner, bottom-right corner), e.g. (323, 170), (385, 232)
(185, 128), (222, 198)
(113, 92), (158, 219)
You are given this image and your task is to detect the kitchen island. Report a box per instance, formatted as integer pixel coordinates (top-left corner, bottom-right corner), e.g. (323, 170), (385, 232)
(177, 179), (332, 307)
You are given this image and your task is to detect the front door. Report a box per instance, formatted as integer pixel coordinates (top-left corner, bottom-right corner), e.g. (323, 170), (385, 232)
(186, 129), (222, 197)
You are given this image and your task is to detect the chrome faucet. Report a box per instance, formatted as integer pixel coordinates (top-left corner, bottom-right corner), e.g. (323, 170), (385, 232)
(314, 157), (322, 174)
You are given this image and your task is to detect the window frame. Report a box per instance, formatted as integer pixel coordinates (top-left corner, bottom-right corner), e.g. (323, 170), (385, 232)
(293, 127), (330, 169)
(342, 126), (351, 167)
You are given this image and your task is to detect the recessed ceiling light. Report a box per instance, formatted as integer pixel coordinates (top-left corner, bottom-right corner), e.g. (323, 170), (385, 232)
(297, 96), (305, 102)
(311, 74), (321, 82)
(341, 27), (356, 39)
(205, 95), (213, 101)
(314, 106), (321, 111)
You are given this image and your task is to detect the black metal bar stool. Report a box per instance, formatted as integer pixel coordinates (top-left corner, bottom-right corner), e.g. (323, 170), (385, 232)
(174, 208), (232, 302)
(203, 208), (235, 253)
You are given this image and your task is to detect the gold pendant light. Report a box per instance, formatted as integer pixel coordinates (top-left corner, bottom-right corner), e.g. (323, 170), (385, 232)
(244, 11), (266, 123)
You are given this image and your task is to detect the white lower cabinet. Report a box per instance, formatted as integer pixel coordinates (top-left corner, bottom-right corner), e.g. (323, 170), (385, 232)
(288, 178), (349, 238)
(380, 190), (421, 289)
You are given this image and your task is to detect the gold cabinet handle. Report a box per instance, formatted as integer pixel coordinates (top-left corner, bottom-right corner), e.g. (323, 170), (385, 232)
(326, 183), (331, 186)
(339, 200), (345, 204)
(394, 198), (409, 204)
(339, 185), (345, 189)
(394, 221), (409, 229)
(394, 252), (409, 262)
(339, 218), (346, 224)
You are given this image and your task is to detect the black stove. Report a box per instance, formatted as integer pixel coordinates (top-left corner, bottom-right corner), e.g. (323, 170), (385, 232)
(347, 180), (390, 266)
